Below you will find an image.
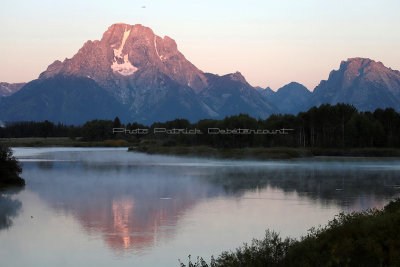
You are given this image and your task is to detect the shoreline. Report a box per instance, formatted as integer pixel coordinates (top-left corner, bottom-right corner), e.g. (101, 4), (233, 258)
(0, 137), (132, 147)
(128, 144), (400, 160)
(2, 138), (400, 159)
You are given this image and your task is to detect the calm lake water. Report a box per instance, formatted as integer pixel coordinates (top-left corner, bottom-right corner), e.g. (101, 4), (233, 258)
(1, 147), (400, 266)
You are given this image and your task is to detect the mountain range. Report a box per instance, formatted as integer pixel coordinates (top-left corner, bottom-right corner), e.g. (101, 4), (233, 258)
(1, 23), (400, 125)
(0, 82), (25, 97)
(258, 82), (311, 115)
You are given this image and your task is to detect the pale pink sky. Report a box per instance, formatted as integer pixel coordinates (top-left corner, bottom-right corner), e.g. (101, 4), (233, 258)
(1, 0), (399, 91)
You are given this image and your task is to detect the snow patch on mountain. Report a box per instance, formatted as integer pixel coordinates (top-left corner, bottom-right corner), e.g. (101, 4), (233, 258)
(154, 35), (166, 62)
(154, 36), (161, 59)
(111, 27), (138, 76)
(0, 84), (12, 93)
(113, 28), (131, 58)
(111, 54), (138, 76)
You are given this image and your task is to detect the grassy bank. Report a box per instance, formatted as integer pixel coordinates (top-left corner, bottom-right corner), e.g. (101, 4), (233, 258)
(129, 145), (312, 159)
(0, 137), (132, 147)
(180, 198), (400, 267)
(129, 142), (400, 160)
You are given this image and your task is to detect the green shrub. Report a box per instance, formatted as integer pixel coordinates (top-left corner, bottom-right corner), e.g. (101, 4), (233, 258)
(180, 199), (400, 267)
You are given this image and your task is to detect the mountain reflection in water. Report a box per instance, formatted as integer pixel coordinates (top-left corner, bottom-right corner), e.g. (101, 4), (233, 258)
(1, 148), (399, 267)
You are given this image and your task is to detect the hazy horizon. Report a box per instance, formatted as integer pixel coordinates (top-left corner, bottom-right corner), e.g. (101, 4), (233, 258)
(1, 0), (399, 90)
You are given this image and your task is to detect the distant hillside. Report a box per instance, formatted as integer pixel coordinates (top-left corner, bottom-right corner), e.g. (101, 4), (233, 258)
(0, 75), (130, 125)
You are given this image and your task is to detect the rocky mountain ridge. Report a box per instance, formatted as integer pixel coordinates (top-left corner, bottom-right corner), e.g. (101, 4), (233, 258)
(1, 23), (399, 124)
(0, 82), (26, 97)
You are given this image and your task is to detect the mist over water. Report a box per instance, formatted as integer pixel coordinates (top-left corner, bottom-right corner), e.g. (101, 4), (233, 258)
(1, 148), (399, 267)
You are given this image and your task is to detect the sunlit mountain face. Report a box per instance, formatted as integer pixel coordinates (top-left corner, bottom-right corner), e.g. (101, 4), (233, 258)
(0, 23), (278, 124)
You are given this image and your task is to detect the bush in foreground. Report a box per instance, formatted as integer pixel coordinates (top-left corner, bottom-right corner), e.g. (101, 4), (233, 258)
(180, 199), (400, 267)
(0, 144), (25, 188)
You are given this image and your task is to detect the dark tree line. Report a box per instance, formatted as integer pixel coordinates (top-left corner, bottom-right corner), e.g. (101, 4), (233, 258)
(0, 120), (79, 139)
(1, 104), (400, 148)
(140, 103), (400, 148)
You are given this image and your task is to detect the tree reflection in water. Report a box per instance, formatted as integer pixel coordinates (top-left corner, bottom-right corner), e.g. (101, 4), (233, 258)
(0, 190), (22, 230)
